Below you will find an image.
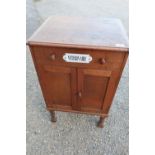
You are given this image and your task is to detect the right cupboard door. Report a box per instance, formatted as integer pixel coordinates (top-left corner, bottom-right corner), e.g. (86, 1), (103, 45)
(77, 68), (112, 113)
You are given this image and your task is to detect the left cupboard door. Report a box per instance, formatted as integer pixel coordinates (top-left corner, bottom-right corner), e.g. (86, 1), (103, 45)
(33, 63), (77, 111)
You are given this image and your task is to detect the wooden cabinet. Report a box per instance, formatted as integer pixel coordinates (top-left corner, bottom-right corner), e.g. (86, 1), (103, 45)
(27, 16), (128, 127)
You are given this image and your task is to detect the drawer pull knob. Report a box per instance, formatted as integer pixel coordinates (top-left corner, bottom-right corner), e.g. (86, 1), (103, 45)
(78, 92), (82, 98)
(100, 58), (106, 64)
(50, 54), (56, 60)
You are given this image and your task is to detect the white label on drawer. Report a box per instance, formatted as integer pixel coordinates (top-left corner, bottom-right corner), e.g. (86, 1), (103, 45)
(63, 53), (92, 63)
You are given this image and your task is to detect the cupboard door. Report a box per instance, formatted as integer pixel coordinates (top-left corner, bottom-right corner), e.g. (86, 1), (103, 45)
(77, 68), (112, 113)
(37, 65), (77, 110)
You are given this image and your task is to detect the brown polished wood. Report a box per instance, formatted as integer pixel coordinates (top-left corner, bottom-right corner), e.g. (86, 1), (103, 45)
(27, 16), (128, 128)
(97, 116), (106, 128)
(50, 111), (57, 122)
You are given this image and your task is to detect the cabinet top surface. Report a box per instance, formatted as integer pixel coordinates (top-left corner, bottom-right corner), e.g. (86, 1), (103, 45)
(27, 16), (129, 51)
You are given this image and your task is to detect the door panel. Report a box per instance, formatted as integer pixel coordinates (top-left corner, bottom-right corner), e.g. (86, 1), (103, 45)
(78, 68), (111, 112)
(37, 65), (76, 109)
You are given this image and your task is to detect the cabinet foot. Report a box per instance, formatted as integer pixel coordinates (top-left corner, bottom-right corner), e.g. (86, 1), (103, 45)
(50, 111), (57, 122)
(97, 116), (106, 128)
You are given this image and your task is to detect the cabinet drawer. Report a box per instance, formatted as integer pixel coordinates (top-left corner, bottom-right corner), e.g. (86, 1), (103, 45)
(32, 46), (125, 70)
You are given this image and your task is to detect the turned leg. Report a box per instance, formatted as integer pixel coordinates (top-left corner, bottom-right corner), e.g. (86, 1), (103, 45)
(97, 116), (106, 128)
(50, 111), (57, 122)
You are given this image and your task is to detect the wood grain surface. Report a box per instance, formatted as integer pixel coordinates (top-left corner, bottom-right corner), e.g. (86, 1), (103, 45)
(27, 16), (128, 51)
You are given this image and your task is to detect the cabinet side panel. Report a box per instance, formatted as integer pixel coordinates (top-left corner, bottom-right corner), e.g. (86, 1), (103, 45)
(101, 52), (128, 113)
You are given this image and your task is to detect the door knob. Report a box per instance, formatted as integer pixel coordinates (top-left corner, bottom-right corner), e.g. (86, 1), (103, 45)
(100, 58), (106, 64)
(78, 92), (82, 98)
(49, 54), (56, 60)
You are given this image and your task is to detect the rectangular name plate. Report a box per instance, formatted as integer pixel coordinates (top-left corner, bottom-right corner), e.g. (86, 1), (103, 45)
(63, 53), (92, 63)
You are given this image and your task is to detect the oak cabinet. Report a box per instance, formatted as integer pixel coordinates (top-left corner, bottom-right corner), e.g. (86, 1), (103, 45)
(27, 16), (128, 127)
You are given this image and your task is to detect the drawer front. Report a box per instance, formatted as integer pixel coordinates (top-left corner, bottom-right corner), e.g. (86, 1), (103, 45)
(32, 46), (125, 70)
